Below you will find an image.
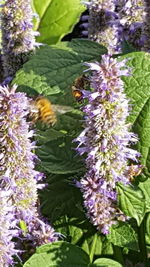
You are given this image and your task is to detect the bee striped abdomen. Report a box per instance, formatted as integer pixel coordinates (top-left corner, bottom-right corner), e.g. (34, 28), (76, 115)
(39, 106), (56, 126)
(35, 97), (57, 126)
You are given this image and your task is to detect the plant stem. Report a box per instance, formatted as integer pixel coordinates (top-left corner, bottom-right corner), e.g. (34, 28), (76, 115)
(112, 245), (124, 265)
(138, 214), (148, 262)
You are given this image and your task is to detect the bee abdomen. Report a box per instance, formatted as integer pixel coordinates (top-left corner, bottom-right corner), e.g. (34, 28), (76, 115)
(39, 109), (57, 126)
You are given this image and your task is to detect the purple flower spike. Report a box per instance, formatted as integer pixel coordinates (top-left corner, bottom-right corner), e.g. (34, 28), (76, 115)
(85, 0), (121, 53)
(0, 189), (19, 266)
(75, 55), (141, 234)
(0, 85), (58, 262)
(1, 0), (40, 77)
(85, 0), (145, 52)
(115, 0), (145, 50)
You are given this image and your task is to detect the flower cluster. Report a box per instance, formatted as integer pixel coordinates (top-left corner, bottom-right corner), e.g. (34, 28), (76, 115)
(115, 0), (145, 50)
(75, 55), (141, 234)
(84, 0), (146, 52)
(1, 0), (39, 78)
(0, 190), (18, 266)
(142, 0), (150, 51)
(85, 0), (120, 53)
(0, 85), (57, 265)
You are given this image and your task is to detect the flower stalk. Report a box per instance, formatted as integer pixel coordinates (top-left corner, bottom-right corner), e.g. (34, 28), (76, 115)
(84, 0), (145, 52)
(75, 55), (141, 234)
(1, 0), (39, 78)
(86, 0), (120, 53)
(0, 85), (57, 264)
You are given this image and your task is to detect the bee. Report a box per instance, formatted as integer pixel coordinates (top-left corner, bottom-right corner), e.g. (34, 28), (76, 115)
(72, 89), (83, 102)
(127, 164), (143, 182)
(72, 75), (88, 102)
(30, 96), (57, 126)
(30, 96), (73, 127)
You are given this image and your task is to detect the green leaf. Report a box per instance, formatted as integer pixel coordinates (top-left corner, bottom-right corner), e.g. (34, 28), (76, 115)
(81, 234), (102, 259)
(117, 183), (145, 225)
(23, 241), (90, 267)
(145, 213), (150, 246)
(35, 128), (65, 144)
(13, 40), (107, 96)
(68, 224), (84, 245)
(101, 238), (113, 255)
(36, 136), (84, 174)
(139, 178), (150, 212)
(35, 111), (83, 144)
(54, 112), (83, 135)
(19, 220), (28, 236)
(33, 0), (86, 45)
(107, 223), (139, 251)
(120, 52), (150, 167)
(91, 258), (122, 267)
(54, 216), (103, 259)
(121, 40), (136, 54)
(40, 179), (83, 222)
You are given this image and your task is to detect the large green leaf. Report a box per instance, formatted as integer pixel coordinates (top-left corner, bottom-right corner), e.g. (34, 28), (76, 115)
(118, 52), (150, 229)
(13, 40), (107, 96)
(117, 183), (145, 226)
(81, 234), (102, 260)
(139, 178), (150, 212)
(23, 241), (122, 267)
(120, 52), (150, 167)
(36, 136), (84, 174)
(35, 111), (83, 144)
(35, 128), (65, 144)
(23, 241), (90, 267)
(90, 258), (122, 267)
(107, 223), (139, 251)
(40, 178), (84, 222)
(32, 0), (86, 45)
(145, 213), (150, 245)
(55, 218), (102, 258)
(101, 238), (113, 255)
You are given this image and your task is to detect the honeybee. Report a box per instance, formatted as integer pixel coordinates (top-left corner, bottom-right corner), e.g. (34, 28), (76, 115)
(72, 75), (88, 102)
(127, 164), (143, 182)
(30, 96), (73, 127)
(72, 89), (83, 101)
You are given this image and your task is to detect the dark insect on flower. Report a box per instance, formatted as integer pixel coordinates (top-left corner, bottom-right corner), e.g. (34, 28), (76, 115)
(127, 164), (143, 182)
(72, 75), (88, 102)
(72, 89), (83, 102)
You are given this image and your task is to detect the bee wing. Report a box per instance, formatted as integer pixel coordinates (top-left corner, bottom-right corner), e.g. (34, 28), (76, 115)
(29, 100), (39, 113)
(52, 104), (73, 114)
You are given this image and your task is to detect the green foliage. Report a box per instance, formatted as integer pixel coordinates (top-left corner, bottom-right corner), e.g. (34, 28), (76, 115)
(23, 241), (122, 267)
(11, 20), (150, 265)
(139, 178), (150, 212)
(12, 39), (107, 96)
(23, 241), (90, 267)
(91, 258), (123, 267)
(120, 52), (150, 168)
(39, 174), (84, 222)
(32, 0), (86, 45)
(23, 49), (150, 266)
(107, 223), (139, 251)
(36, 136), (84, 174)
(3, 0), (150, 265)
(117, 183), (145, 226)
